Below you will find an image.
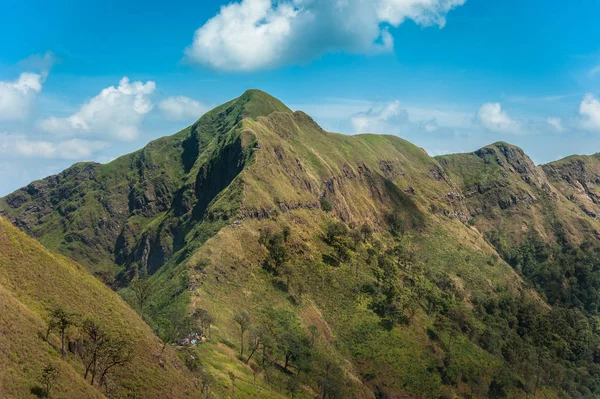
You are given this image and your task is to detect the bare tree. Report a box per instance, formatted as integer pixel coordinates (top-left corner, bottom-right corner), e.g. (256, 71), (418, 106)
(245, 325), (267, 363)
(78, 318), (108, 380)
(250, 362), (261, 385)
(77, 318), (133, 388)
(96, 337), (133, 389)
(233, 310), (251, 356)
(130, 276), (154, 320)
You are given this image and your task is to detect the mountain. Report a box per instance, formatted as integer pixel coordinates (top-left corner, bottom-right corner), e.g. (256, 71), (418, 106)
(2, 90), (600, 398)
(0, 90), (292, 282)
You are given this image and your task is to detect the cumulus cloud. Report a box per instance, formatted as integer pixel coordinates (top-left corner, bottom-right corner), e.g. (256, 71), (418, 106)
(477, 102), (521, 134)
(0, 51), (58, 121)
(158, 96), (209, 121)
(579, 93), (600, 132)
(0, 72), (44, 121)
(185, 0), (466, 71)
(547, 116), (565, 132)
(351, 100), (409, 134)
(39, 77), (155, 141)
(0, 133), (106, 160)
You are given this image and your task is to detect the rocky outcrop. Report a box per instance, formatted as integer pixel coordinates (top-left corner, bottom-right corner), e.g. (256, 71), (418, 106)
(543, 155), (600, 219)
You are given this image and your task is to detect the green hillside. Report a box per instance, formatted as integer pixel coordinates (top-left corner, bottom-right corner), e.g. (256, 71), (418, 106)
(0, 217), (201, 398)
(2, 91), (600, 398)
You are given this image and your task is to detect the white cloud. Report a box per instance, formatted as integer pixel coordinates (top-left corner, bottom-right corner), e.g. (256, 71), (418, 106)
(579, 93), (600, 132)
(377, 0), (466, 27)
(39, 77), (156, 141)
(546, 116), (564, 132)
(0, 133), (106, 160)
(477, 102), (521, 134)
(185, 0), (465, 71)
(158, 96), (209, 121)
(589, 65), (600, 78)
(0, 72), (44, 121)
(0, 52), (58, 121)
(351, 100), (409, 134)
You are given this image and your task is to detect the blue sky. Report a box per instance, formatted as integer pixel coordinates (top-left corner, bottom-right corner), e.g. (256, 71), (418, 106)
(1, 0), (600, 195)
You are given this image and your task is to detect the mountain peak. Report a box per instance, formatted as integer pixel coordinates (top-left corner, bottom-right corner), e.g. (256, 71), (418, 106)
(475, 141), (540, 177)
(481, 141), (523, 153)
(188, 89), (292, 141)
(235, 89), (292, 119)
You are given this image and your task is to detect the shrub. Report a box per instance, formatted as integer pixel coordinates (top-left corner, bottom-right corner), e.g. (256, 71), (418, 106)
(320, 198), (333, 212)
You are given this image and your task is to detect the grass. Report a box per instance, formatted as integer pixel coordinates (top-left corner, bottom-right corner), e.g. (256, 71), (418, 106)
(0, 217), (200, 398)
(179, 198), (547, 397)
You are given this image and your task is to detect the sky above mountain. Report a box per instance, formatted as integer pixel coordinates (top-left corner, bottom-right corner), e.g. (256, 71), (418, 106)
(1, 0), (599, 195)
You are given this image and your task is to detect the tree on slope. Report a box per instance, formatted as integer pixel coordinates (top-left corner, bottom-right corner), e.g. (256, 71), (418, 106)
(130, 276), (154, 320)
(47, 306), (75, 360)
(233, 310), (251, 356)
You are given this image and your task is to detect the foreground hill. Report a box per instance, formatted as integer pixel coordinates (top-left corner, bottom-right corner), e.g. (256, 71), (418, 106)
(2, 90), (600, 398)
(0, 217), (200, 398)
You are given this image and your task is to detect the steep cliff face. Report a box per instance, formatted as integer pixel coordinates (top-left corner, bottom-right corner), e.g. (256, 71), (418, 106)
(438, 142), (551, 214)
(0, 132), (189, 278)
(0, 90), (289, 283)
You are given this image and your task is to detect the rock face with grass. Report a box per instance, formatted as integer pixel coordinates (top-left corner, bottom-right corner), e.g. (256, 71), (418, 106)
(542, 153), (600, 219)
(437, 141), (595, 243)
(3, 90), (600, 398)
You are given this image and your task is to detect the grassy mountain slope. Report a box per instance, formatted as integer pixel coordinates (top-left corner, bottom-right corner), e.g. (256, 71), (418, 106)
(2, 91), (600, 398)
(0, 217), (200, 398)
